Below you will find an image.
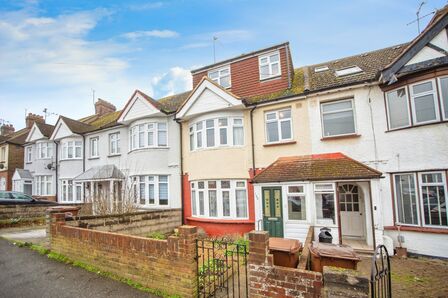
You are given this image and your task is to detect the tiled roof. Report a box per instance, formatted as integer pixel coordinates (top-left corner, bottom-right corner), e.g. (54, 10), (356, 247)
(158, 91), (191, 114)
(252, 153), (382, 183)
(60, 116), (95, 134)
(2, 128), (30, 145)
(35, 122), (55, 138)
(88, 110), (122, 130)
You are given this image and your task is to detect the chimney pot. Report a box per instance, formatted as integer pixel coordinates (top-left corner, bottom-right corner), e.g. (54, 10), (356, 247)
(95, 99), (116, 116)
(25, 113), (45, 129)
(0, 124), (15, 136)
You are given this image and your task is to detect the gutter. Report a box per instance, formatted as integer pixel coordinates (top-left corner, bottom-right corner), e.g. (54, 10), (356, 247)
(250, 106), (257, 177)
(174, 117), (184, 225)
(55, 141), (59, 201)
(82, 135), (86, 172)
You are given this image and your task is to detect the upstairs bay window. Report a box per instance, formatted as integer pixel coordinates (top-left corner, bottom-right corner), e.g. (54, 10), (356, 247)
(130, 122), (168, 151)
(321, 99), (356, 137)
(208, 66), (231, 88)
(61, 141), (82, 159)
(191, 180), (248, 219)
(259, 51), (281, 80)
(37, 142), (53, 159)
(190, 117), (244, 151)
(265, 108), (292, 143)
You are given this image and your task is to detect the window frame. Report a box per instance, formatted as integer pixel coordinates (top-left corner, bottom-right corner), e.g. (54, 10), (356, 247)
(286, 184), (307, 222)
(392, 173), (420, 227)
(89, 137), (99, 158)
(190, 179), (248, 220)
(264, 108), (293, 144)
(208, 65), (231, 89)
(37, 142), (53, 160)
(60, 179), (83, 203)
(385, 87), (412, 130)
(134, 175), (170, 207)
(109, 132), (121, 155)
(320, 98), (357, 138)
(26, 146), (32, 163)
(35, 175), (53, 196)
(409, 79), (440, 125)
(129, 121), (169, 151)
(60, 140), (83, 160)
(437, 76), (448, 121)
(259, 50), (281, 81)
(418, 171), (447, 228)
(314, 183), (337, 226)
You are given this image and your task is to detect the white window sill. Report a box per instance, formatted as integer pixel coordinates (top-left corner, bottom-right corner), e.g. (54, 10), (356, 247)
(129, 147), (169, 153)
(190, 145), (245, 152)
(88, 156), (100, 160)
(259, 74), (281, 82)
(60, 158), (83, 161)
(108, 153), (121, 158)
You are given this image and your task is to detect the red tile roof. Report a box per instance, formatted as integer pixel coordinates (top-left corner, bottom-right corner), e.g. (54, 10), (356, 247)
(252, 153), (382, 183)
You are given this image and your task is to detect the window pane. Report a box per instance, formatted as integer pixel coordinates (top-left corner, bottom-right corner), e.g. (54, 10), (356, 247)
(220, 128), (227, 145)
(322, 100), (352, 113)
(270, 53), (279, 62)
(279, 109), (291, 119)
(233, 118), (243, 125)
(139, 181), (145, 205)
(271, 63), (279, 76)
(206, 128), (215, 147)
(158, 131), (167, 146)
(439, 77), (448, 119)
(222, 191), (230, 217)
(148, 184), (155, 204)
(288, 186), (304, 193)
(208, 181), (216, 188)
(196, 131), (202, 148)
(221, 181), (230, 188)
(233, 126), (244, 145)
(387, 88), (410, 129)
(220, 75), (230, 88)
(422, 185), (446, 226)
(236, 189), (247, 218)
(280, 120), (292, 139)
(266, 113), (276, 121)
(412, 81), (433, 94)
(414, 94), (437, 123)
(323, 110), (355, 136)
(209, 190), (217, 217)
(315, 193), (335, 224)
(199, 191), (204, 215)
(288, 195), (306, 220)
(191, 190), (197, 215)
(260, 65), (269, 78)
(159, 182), (168, 205)
(266, 121), (279, 142)
(218, 118), (228, 126)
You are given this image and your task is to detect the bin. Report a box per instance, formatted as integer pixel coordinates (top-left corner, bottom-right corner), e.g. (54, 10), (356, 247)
(309, 241), (360, 273)
(318, 227), (333, 243)
(269, 237), (302, 268)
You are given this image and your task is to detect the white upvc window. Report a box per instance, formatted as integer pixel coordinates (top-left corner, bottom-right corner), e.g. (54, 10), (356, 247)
(393, 173), (419, 226)
(189, 117), (244, 151)
(437, 76), (448, 120)
(35, 175), (52, 196)
(265, 108), (292, 143)
(259, 51), (281, 80)
(321, 99), (356, 137)
(135, 175), (169, 207)
(109, 132), (120, 155)
(314, 183), (336, 225)
(287, 185), (306, 221)
(129, 122), (168, 151)
(60, 179), (83, 203)
(61, 141), (82, 159)
(90, 137), (99, 158)
(410, 79), (440, 125)
(191, 180), (248, 219)
(386, 88), (411, 130)
(26, 146), (32, 163)
(37, 142), (53, 159)
(0, 147), (5, 162)
(419, 171), (447, 228)
(208, 66), (231, 88)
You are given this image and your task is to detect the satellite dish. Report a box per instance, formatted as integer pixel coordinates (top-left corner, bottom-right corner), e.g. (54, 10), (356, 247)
(0, 163), (4, 169)
(46, 163), (54, 170)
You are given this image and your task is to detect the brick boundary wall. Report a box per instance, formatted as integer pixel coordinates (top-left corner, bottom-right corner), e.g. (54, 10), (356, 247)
(66, 208), (182, 236)
(49, 212), (198, 298)
(248, 231), (322, 298)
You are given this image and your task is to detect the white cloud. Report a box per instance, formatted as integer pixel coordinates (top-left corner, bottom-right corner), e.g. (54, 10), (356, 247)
(150, 67), (192, 98)
(128, 2), (164, 11)
(122, 29), (179, 40)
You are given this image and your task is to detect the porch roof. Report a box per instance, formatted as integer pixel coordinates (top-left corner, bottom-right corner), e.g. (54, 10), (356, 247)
(252, 153), (382, 183)
(14, 169), (33, 180)
(74, 165), (125, 181)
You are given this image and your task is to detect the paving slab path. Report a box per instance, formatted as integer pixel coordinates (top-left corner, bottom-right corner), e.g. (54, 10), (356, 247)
(0, 238), (158, 298)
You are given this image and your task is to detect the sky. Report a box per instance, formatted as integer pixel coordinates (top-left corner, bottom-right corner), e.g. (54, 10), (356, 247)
(1, 0), (446, 128)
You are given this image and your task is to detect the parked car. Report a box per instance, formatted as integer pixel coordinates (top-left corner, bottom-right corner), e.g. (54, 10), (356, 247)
(0, 191), (57, 205)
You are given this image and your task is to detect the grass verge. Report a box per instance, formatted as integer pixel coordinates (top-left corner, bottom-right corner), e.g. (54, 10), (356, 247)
(7, 239), (180, 298)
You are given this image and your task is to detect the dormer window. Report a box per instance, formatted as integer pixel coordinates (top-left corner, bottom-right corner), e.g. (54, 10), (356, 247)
(208, 66), (231, 88)
(259, 51), (281, 80)
(335, 66), (363, 77)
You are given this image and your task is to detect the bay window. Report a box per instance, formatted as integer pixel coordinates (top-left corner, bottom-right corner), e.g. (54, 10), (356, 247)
(386, 88), (411, 129)
(287, 185), (306, 221)
(60, 179), (83, 203)
(321, 99), (356, 137)
(134, 175), (169, 207)
(190, 116), (244, 151)
(191, 180), (248, 219)
(130, 122), (168, 151)
(37, 142), (53, 159)
(35, 175), (52, 196)
(61, 141), (82, 159)
(314, 183), (336, 225)
(109, 132), (120, 155)
(208, 66), (231, 88)
(265, 108), (292, 143)
(259, 51), (281, 80)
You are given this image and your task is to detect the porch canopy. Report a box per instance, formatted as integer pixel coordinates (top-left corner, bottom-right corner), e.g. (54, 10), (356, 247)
(13, 169), (33, 180)
(74, 165), (125, 182)
(252, 153), (382, 183)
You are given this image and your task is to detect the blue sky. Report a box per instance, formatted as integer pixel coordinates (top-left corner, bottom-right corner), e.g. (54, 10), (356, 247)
(1, 0), (446, 128)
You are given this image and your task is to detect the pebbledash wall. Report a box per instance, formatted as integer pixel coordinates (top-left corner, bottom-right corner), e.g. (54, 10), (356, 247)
(49, 212), (198, 298)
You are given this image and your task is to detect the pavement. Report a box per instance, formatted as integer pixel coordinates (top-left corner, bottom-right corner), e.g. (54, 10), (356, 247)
(0, 227), (47, 245)
(0, 237), (158, 298)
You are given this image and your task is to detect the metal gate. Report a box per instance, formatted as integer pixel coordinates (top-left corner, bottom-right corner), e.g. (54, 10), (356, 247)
(370, 245), (392, 298)
(196, 239), (248, 298)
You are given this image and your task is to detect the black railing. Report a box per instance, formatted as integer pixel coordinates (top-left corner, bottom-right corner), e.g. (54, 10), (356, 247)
(196, 239), (248, 298)
(370, 245), (392, 298)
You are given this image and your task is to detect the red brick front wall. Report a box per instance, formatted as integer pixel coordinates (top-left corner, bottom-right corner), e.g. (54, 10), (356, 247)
(0, 144), (25, 191)
(182, 172), (256, 236)
(192, 46), (292, 98)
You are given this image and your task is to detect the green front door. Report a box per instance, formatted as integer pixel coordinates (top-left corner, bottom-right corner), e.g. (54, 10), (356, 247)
(262, 187), (284, 237)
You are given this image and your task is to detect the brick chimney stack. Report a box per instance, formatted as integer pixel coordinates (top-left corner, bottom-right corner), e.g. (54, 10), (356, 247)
(25, 113), (45, 129)
(0, 124), (15, 136)
(95, 99), (116, 116)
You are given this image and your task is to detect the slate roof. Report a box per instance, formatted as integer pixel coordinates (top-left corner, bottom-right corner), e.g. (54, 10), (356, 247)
(74, 164), (125, 181)
(35, 122), (55, 138)
(15, 169), (33, 179)
(252, 153), (382, 183)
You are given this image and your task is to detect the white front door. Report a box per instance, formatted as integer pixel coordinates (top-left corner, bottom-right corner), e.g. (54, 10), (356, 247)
(339, 184), (365, 238)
